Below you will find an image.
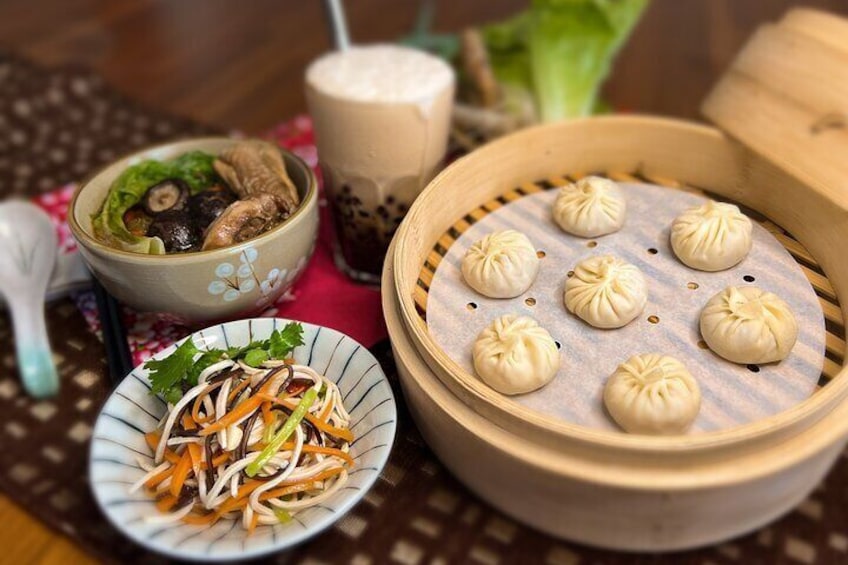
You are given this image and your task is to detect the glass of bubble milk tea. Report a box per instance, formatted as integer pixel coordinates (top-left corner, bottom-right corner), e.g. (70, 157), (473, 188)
(305, 44), (455, 283)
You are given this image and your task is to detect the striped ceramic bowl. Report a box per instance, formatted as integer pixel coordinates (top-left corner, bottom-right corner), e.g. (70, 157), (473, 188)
(88, 318), (396, 561)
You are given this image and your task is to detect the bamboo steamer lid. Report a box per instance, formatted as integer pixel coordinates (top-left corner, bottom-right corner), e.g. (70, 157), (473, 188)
(702, 8), (848, 205)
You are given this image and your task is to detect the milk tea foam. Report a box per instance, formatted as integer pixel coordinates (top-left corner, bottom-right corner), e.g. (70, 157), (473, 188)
(305, 45), (455, 279)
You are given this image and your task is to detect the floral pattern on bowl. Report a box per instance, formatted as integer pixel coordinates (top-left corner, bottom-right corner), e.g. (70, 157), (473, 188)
(208, 246), (310, 307)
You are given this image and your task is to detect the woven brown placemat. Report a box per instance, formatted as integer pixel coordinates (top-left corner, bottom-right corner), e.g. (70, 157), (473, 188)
(2, 49), (848, 564)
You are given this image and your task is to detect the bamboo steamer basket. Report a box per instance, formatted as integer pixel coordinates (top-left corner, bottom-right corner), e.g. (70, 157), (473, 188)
(385, 9), (848, 551)
(384, 241), (847, 550)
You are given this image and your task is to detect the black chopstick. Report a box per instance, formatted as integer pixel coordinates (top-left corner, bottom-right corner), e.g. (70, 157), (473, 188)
(92, 278), (134, 387)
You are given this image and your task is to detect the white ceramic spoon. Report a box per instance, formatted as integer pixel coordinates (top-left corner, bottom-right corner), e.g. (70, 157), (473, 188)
(0, 201), (60, 397)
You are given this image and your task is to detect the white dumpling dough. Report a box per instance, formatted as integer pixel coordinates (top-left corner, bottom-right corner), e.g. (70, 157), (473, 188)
(670, 200), (753, 271)
(604, 354), (701, 435)
(472, 315), (560, 395)
(700, 286), (798, 364)
(564, 255), (647, 329)
(461, 229), (540, 298)
(552, 176), (626, 238)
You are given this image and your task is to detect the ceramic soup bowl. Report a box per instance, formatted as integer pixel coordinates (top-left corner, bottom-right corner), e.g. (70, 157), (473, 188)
(69, 138), (318, 323)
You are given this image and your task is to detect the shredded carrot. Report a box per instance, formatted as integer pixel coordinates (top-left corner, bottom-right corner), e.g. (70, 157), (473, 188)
(259, 481), (313, 502)
(191, 393), (214, 424)
(261, 401), (274, 429)
(199, 395), (264, 436)
(227, 377), (251, 404)
(156, 494), (177, 512)
(145, 467), (173, 489)
(170, 450), (193, 497)
(144, 430), (181, 463)
(247, 513), (259, 535)
(302, 445), (354, 467)
(258, 468), (345, 501)
(319, 397), (334, 421)
(144, 431), (159, 451)
(182, 413), (197, 430)
(186, 443), (202, 472)
(201, 451), (230, 470)
(191, 382), (224, 424)
(233, 479), (266, 501)
(216, 497), (248, 515)
(182, 511), (220, 526)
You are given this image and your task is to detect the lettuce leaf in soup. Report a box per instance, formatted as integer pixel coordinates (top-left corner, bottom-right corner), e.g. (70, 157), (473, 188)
(91, 151), (219, 254)
(171, 151), (219, 193)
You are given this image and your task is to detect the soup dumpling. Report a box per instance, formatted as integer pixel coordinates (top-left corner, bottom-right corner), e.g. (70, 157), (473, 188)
(700, 286), (798, 364)
(462, 230), (540, 298)
(472, 315), (560, 395)
(552, 176), (626, 238)
(670, 200), (752, 271)
(604, 354), (701, 435)
(564, 255), (647, 329)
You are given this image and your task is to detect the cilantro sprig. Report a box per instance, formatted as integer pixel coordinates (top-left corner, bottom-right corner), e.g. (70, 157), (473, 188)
(144, 322), (305, 403)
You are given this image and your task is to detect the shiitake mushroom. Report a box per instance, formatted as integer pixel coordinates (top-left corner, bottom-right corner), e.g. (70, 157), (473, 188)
(142, 178), (190, 215)
(146, 209), (200, 252)
(189, 185), (237, 230)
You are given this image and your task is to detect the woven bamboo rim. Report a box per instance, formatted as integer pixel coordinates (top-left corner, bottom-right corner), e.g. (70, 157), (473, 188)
(393, 116), (848, 457)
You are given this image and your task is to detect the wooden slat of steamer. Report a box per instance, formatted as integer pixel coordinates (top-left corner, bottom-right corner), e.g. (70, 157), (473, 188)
(520, 181), (544, 195)
(770, 231), (816, 266)
(824, 357), (842, 380)
(425, 249), (444, 272)
(414, 284), (428, 316)
(702, 22), (848, 211)
(805, 267), (838, 302)
(502, 189), (523, 202)
(641, 173), (683, 189)
(437, 232), (455, 255)
(820, 297), (843, 328)
(418, 265), (434, 288)
(826, 332), (845, 361)
(482, 197), (504, 212)
(607, 172), (640, 183)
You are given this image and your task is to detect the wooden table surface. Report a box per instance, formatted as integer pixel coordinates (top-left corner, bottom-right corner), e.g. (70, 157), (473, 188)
(1, 0), (846, 563)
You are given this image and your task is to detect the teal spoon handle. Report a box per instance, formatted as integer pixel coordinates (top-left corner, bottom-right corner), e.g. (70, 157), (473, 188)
(10, 296), (59, 398)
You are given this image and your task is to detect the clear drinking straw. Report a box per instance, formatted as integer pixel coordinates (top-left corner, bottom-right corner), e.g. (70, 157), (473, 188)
(324, 0), (351, 50)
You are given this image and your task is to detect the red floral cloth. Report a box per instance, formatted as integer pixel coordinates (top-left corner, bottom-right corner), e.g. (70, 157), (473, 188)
(32, 116), (386, 365)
